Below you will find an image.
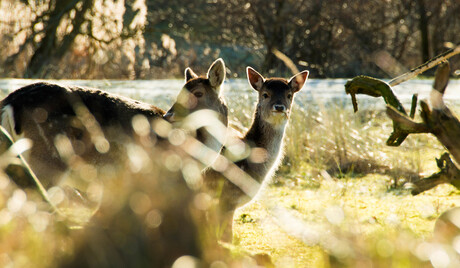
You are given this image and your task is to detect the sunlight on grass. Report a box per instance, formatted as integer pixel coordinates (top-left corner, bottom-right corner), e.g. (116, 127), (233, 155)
(234, 174), (460, 267)
(0, 82), (459, 267)
(226, 90), (460, 266)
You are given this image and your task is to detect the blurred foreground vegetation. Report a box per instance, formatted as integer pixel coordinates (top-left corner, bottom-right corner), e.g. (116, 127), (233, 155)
(1, 83), (460, 267)
(1, 0), (459, 266)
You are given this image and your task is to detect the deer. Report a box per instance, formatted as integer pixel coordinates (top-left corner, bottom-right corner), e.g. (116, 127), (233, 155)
(203, 67), (309, 241)
(0, 58), (228, 191)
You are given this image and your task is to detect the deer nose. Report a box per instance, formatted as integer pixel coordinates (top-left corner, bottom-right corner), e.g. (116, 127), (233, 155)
(273, 104), (286, 112)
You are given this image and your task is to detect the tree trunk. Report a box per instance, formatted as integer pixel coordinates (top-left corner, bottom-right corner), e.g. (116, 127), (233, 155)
(416, 0), (430, 63)
(25, 0), (93, 78)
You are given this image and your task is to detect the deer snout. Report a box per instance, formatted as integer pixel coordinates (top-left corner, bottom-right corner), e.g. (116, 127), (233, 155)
(273, 104), (286, 112)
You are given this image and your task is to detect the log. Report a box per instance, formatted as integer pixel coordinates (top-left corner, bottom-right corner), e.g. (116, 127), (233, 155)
(385, 62), (460, 167)
(345, 60), (460, 194)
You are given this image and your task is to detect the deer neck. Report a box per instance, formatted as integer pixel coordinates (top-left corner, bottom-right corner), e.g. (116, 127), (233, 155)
(243, 109), (287, 182)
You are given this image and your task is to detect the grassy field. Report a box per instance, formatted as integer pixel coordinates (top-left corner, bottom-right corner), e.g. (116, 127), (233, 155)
(0, 82), (459, 267)
(225, 94), (460, 267)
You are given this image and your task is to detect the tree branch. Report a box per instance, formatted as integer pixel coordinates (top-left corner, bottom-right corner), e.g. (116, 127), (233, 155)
(385, 106), (430, 133)
(388, 45), (460, 86)
(346, 60), (460, 194)
(409, 153), (460, 195)
(345, 75), (412, 146)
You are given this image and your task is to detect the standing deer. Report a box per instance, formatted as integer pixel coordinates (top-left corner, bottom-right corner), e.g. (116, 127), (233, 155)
(0, 58), (228, 189)
(203, 67), (309, 241)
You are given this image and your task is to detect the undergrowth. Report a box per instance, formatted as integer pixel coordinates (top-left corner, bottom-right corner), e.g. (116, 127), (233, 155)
(0, 83), (459, 267)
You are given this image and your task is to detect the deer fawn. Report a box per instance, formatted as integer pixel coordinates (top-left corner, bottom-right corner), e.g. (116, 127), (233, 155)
(0, 58), (228, 189)
(203, 67), (309, 241)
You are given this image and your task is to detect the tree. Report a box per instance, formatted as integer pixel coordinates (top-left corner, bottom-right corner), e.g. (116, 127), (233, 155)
(5, 0), (95, 77)
(2, 0), (145, 78)
(1, 0), (459, 78)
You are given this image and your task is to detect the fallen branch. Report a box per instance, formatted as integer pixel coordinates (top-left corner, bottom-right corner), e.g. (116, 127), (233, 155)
(344, 76), (418, 146)
(388, 62), (460, 194)
(385, 62), (460, 166)
(408, 153), (460, 195)
(345, 59), (460, 194)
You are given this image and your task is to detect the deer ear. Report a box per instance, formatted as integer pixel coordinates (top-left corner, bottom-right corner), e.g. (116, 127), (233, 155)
(288, 70), (309, 92)
(207, 58), (226, 89)
(185, 67), (198, 82)
(247, 67), (264, 91)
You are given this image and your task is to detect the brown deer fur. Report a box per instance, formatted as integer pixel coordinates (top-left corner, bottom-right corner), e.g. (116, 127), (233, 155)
(203, 67), (309, 241)
(0, 59), (228, 188)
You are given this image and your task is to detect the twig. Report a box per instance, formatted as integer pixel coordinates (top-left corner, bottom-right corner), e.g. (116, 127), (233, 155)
(0, 126), (61, 213)
(389, 45), (460, 86)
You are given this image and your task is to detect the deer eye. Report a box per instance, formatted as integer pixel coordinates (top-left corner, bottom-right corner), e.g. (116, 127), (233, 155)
(262, 93), (269, 99)
(193, 91), (204, 98)
(287, 93), (292, 99)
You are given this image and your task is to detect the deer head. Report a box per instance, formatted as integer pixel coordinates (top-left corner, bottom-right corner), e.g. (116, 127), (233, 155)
(247, 67), (309, 128)
(164, 58), (228, 154)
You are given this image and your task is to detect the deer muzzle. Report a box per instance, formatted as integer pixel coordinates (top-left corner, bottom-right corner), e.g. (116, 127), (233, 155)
(273, 104), (286, 113)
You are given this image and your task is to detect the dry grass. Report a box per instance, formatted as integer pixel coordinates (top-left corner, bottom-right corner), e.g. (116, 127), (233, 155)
(1, 80), (459, 267)
(226, 89), (460, 267)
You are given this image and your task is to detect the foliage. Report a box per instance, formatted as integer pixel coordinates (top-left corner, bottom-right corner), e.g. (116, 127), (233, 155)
(0, 0), (459, 79)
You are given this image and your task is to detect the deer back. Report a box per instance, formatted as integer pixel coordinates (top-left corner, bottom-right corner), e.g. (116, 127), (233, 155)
(0, 59), (229, 188)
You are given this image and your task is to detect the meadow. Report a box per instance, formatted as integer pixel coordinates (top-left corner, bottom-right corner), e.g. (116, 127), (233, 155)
(0, 78), (459, 267)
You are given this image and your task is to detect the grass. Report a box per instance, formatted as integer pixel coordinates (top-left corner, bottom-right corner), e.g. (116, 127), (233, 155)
(1, 82), (459, 267)
(225, 92), (460, 266)
(234, 175), (460, 265)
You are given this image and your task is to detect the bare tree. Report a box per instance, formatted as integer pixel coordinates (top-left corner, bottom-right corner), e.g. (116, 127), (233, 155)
(1, 0), (459, 78)
(1, 0), (145, 78)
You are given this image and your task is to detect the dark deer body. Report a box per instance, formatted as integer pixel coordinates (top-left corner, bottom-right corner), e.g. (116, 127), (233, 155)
(1, 82), (165, 187)
(204, 67), (309, 240)
(0, 59), (228, 188)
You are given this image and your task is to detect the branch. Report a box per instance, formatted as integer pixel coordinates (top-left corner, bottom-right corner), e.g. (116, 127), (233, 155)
(345, 59), (460, 150)
(346, 58), (460, 194)
(345, 75), (413, 146)
(272, 49), (300, 75)
(424, 62), (460, 165)
(345, 76), (406, 113)
(432, 60), (450, 95)
(388, 45), (460, 87)
(408, 153), (460, 195)
(385, 106), (430, 134)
